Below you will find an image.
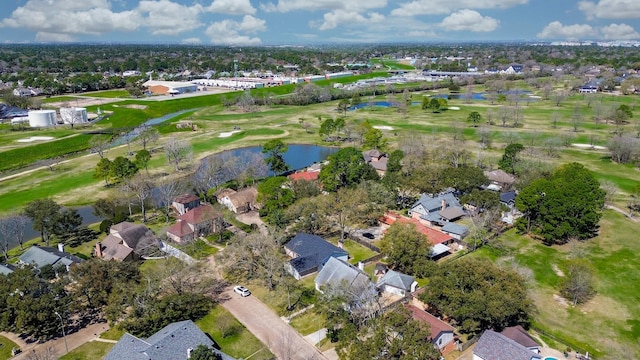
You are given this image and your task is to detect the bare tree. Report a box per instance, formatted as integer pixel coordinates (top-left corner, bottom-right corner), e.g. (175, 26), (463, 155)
(61, 105), (83, 128)
(126, 174), (155, 222)
(551, 111), (561, 129)
(552, 90), (568, 107)
(0, 215), (29, 258)
(89, 136), (110, 159)
(236, 152), (268, 188)
(237, 91), (255, 112)
(155, 177), (185, 223)
(137, 126), (160, 151)
(26, 347), (56, 360)
(477, 126), (492, 149)
(498, 106), (512, 127)
(571, 105), (583, 132)
(164, 137), (192, 171)
(600, 180), (618, 203)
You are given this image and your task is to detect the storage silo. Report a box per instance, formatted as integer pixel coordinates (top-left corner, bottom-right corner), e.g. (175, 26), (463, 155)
(60, 107), (88, 124)
(28, 110), (56, 127)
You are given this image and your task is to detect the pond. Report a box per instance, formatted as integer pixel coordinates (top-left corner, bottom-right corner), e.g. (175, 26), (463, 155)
(112, 108), (200, 146)
(348, 101), (398, 110)
(2, 206), (103, 250)
(196, 144), (338, 186)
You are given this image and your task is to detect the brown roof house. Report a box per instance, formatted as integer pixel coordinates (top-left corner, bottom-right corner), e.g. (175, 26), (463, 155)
(406, 305), (456, 353)
(172, 194), (200, 216)
(363, 149), (389, 176)
(96, 222), (160, 261)
(166, 204), (221, 244)
(216, 187), (259, 214)
(500, 325), (541, 354)
(484, 169), (516, 191)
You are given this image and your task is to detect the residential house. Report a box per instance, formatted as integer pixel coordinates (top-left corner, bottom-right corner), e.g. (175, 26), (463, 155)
(315, 257), (374, 293)
(408, 190), (465, 226)
(288, 170), (320, 182)
(473, 330), (542, 360)
(13, 88), (32, 97)
(500, 64), (524, 75)
(381, 213), (454, 259)
(217, 187), (259, 214)
(363, 149), (389, 176)
(441, 222), (469, 240)
(0, 263), (16, 275)
(406, 305), (456, 353)
(484, 169), (516, 191)
(284, 233), (349, 280)
(376, 269), (417, 297)
(501, 325), (541, 354)
(172, 194), (201, 216)
(500, 191), (517, 209)
(166, 204), (221, 244)
(96, 222), (160, 261)
(19, 244), (83, 272)
(105, 320), (235, 360)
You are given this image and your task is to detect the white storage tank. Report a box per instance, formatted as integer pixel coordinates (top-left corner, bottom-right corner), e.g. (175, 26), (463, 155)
(60, 107), (88, 124)
(28, 110), (56, 127)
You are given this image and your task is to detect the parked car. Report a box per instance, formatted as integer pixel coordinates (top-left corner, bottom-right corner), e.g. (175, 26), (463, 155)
(233, 285), (251, 297)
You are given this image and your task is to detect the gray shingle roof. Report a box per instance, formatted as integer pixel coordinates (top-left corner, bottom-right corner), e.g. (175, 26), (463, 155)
(441, 222), (469, 236)
(18, 246), (83, 269)
(0, 263), (16, 275)
(286, 233), (348, 274)
(315, 257), (372, 291)
(105, 320), (235, 360)
(474, 330), (542, 360)
(376, 269), (414, 291)
(412, 191), (461, 213)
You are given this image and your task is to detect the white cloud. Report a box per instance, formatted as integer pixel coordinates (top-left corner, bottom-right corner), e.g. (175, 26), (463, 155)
(407, 30), (438, 37)
(137, 0), (204, 35)
(206, 0), (256, 15)
(0, 0), (140, 41)
(205, 15), (266, 45)
(537, 21), (597, 40)
(261, 0), (388, 13)
(579, 0), (640, 20)
(316, 10), (385, 30)
(392, 0), (528, 17)
(439, 9), (499, 32)
(181, 37), (202, 44)
(600, 23), (640, 40)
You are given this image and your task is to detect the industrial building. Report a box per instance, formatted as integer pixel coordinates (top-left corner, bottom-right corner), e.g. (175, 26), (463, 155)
(142, 80), (198, 95)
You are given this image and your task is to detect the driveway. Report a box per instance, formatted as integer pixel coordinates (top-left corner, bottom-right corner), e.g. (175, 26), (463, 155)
(220, 288), (326, 360)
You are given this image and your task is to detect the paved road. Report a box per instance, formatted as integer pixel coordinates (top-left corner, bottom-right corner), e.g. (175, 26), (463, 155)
(220, 288), (326, 360)
(2, 322), (110, 359)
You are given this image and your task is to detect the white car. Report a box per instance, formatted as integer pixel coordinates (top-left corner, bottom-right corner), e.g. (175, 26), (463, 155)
(233, 285), (251, 297)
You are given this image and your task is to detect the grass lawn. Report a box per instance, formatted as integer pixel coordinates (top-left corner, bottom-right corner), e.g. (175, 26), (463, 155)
(289, 309), (326, 336)
(471, 210), (640, 359)
(58, 341), (114, 360)
(0, 335), (18, 359)
(341, 239), (379, 264)
(180, 239), (219, 260)
(99, 326), (125, 341)
(196, 306), (273, 360)
(83, 89), (131, 98)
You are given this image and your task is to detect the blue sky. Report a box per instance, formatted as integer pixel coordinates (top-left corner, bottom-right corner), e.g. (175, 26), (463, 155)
(1, 0), (639, 45)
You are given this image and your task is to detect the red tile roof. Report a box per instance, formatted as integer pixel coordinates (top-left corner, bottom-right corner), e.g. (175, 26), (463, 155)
(406, 305), (454, 341)
(178, 204), (219, 225)
(381, 213), (453, 245)
(288, 171), (320, 182)
(167, 220), (193, 237)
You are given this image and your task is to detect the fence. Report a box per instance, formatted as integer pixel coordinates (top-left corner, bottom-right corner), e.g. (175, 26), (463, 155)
(347, 233), (381, 252)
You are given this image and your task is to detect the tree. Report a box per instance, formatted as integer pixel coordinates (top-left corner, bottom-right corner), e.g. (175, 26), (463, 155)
(51, 208), (82, 241)
(109, 156), (139, 183)
(319, 147), (378, 192)
(89, 136), (110, 159)
(387, 149), (404, 173)
(380, 223), (434, 277)
(438, 166), (488, 194)
(155, 178), (185, 223)
(467, 111), (482, 126)
(135, 149), (151, 173)
(516, 163), (605, 244)
(498, 143), (524, 174)
(341, 307), (441, 360)
(262, 139), (289, 174)
(362, 127), (386, 150)
(165, 137), (192, 171)
(94, 158), (112, 186)
(126, 174), (154, 222)
(613, 104), (633, 125)
(136, 126), (159, 151)
(418, 257), (532, 334)
(23, 199), (62, 246)
(560, 259), (595, 306)
(190, 345), (222, 360)
(257, 176), (295, 226)
(0, 215), (28, 258)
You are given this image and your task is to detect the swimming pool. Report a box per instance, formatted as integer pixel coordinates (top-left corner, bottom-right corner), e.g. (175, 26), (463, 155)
(544, 357), (559, 360)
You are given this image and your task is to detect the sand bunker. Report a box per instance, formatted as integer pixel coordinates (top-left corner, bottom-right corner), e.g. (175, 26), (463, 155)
(373, 126), (394, 130)
(448, 106), (460, 110)
(572, 143), (607, 150)
(17, 136), (54, 143)
(218, 130), (242, 138)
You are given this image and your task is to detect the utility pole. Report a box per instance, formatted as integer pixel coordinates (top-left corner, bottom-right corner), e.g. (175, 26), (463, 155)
(54, 311), (68, 354)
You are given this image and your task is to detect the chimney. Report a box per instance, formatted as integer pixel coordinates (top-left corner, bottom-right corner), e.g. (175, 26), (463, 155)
(95, 242), (103, 258)
(441, 199), (447, 211)
(187, 348), (193, 359)
(57, 243), (65, 253)
(358, 262), (364, 271)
